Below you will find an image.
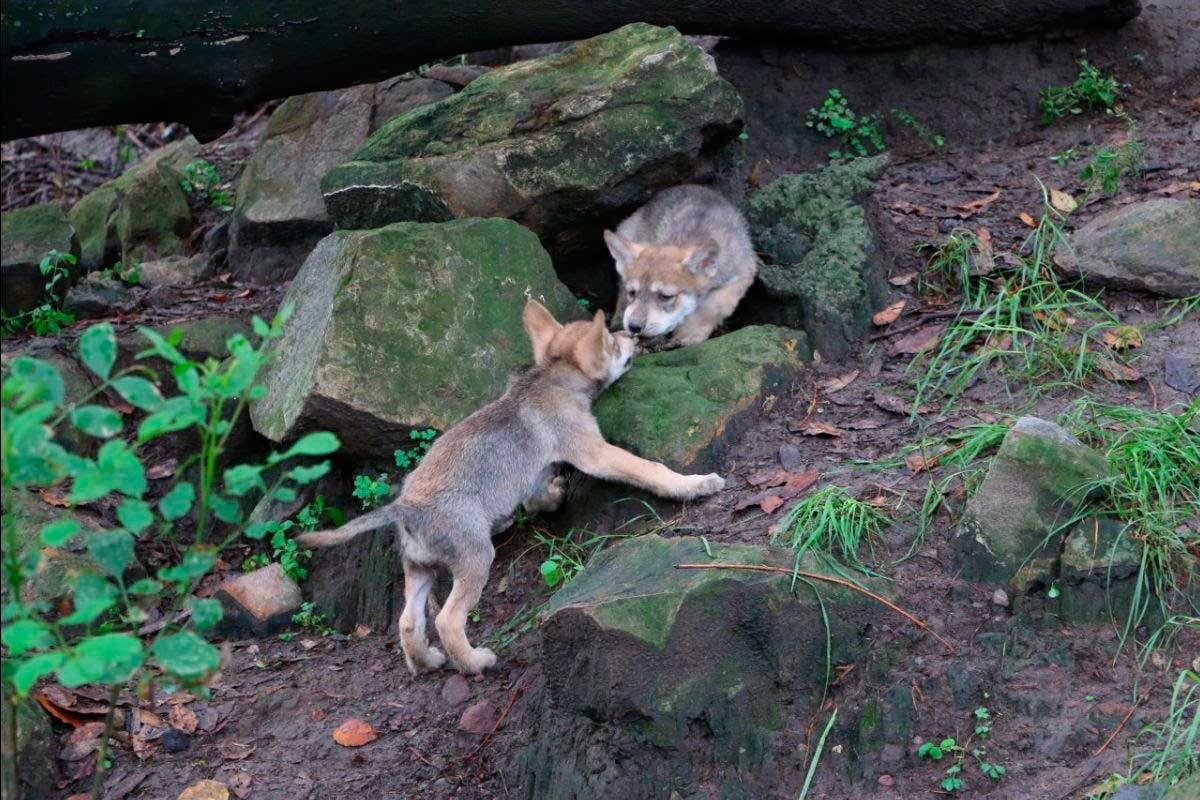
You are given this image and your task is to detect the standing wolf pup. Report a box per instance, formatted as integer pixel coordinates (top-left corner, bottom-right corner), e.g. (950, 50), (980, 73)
(298, 301), (725, 675)
(606, 184), (757, 348)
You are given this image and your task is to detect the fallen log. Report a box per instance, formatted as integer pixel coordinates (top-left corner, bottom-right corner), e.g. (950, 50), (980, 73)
(2, 0), (1140, 141)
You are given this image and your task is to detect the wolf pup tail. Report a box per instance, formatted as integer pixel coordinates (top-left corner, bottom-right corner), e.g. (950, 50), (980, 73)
(295, 503), (410, 548)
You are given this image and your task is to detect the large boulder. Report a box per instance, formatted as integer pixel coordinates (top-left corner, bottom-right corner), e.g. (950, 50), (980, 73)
(249, 218), (578, 459)
(0, 203), (81, 316)
(68, 137), (200, 272)
(953, 417), (1107, 587)
(743, 156), (890, 360)
(0, 488), (108, 608)
(522, 535), (891, 797)
(0, 696), (60, 800)
(594, 326), (809, 472)
(1, 343), (98, 457)
(321, 24), (743, 273)
(229, 77), (453, 284)
(1055, 198), (1200, 298)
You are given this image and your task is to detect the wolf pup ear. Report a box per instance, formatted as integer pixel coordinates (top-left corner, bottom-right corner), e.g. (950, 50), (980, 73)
(523, 299), (562, 364)
(683, 239), (721, 277)
(578, 309), (610, 379)
(603, 230), (642, 277)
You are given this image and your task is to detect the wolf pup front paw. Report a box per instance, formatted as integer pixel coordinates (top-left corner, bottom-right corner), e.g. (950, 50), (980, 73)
(679, 472), (725, 499)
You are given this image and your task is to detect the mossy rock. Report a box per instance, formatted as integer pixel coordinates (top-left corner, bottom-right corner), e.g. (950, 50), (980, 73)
(533, 535), (890, 791)
(593, 326), (809, 472)
(745, 156), (889, 359)
(0, 202), (81, 315)
(1, 343), (98, 456)
(248, 218), (578, 458)
(116, 314), (253, 382)
(321, 23), (742, 266)
(0, 695), (59, 800)
(68, 137), (199, 271)
(953, 417), (1107, 587)
(0, 488), (110, 608)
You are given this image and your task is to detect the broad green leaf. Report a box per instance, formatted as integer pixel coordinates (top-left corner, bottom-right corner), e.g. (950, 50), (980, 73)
(158, 546), (216, 584)
(117, 499), (155, 534)
(273, 486), (297, 503)
(173, 363), (201, 396)
(3, 357), (64, 408)
(1, 619), (54, 655)
(40, 519), (80, 547)
(87, 529), (135, 578)
(59, 572), (118, 625)
(71, 405), (123, 438)
(186, 597), (223, 631)
(136, 326), (186, 365)
(208, 494), (241, 524)
(151, 631), (219, 681)
(287, 461), (331, 485)
(58, 633), (143, 686)
(128, 578), (163, 596)
(251, 317), (270, 339)
(13, 652), (65, 696)
(223, 464), (264, 497)
(138, 396), (202, 440)
(244, 521), (272, 540)
(99, 440), (146, 498)
(79, 323), (117, 380)
(4, 406), (71, 486)
(111, 376), (163, 412)
(159, 482), (195, 521)
(282, 432), (340, 460)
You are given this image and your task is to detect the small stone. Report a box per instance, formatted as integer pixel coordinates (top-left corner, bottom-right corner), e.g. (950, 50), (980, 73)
(878, 774), (895, 787)
(63, 276), (138, 318)
(1164, 354), (1200, 396)
(177, 779), (227, 800)
(992, 588), (1010, 607)
(879, 743), (905, 770)
(214, 563), (303, 638)
(458, 700), (498, 735)
(778, 443), (804, 471)
(160, 727), (191, 753)
(440, 674), (472, 706)
(137, 254), (211, 288)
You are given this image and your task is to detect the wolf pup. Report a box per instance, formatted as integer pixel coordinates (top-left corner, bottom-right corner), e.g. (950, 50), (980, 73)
(297, 301), (725, 676)
(605, 184), (757, 348)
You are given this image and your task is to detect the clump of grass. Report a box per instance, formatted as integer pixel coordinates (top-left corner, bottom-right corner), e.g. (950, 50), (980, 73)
(1039, 55), (1122, 125)
(771, 485), (888, 574)
(524, 527), (628, 588)
(1057, 398), (1200, 644)
(1080, 135), (1144, 197)
(909, 179), (1132, 416)
(917, 228), (993, 298)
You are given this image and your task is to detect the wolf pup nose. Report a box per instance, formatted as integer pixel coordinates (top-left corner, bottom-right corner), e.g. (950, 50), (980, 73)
(297, 300), (723, 677)
(606, 184), (757, 349)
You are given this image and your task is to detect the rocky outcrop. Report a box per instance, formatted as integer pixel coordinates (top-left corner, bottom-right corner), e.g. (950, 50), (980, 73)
(744, 156), (889, 360)
(249, 218), (578, 459)
(1055, 198), (1200, 298)
(228, 77), (453, 283)
(0, 488), (108, 608)
(321, 24), (743, 272)
(0, 203), (81, 316)
(68, 137), (200, 272)
(215, 564), (303, 638)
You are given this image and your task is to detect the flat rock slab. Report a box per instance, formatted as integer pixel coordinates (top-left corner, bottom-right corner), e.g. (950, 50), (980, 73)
(0, 203), (81, 316)
(249, 218), (578, 459)
(954, 417), (1107, 587)
(538, 535), (890, 768)
(321, 23), (742, 264)
(593, 325), (809, 472)
(214, 563), (302, 638)
(1055, 198), (1200, 297)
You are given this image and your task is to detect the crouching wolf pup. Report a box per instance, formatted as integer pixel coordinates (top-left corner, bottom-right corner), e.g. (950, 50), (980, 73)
(297, 301), (725, 675)
(605, 184), (757, 348)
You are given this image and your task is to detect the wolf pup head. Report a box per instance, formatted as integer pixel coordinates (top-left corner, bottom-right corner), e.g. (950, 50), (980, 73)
(523, 300), (635, 388)
(604, 230), (720, 338)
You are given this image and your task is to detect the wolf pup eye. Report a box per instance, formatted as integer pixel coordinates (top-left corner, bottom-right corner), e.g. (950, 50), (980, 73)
(656, 292), (676, 305)
(626, 288), (636, 299)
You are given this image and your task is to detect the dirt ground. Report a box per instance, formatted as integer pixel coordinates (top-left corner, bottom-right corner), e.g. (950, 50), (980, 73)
(3, 4), (1197, 799)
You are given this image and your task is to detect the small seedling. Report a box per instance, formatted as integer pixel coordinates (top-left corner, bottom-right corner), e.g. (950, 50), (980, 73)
(100, 259), (140, 285)
(352, 473), (390, 510)
(806, 89), (884, 161)
(1, 249), (77, 336)
(1079, 136), (1143, 197)
(290, 602), (335, 636)
(394, 428), (437, 470)
(1039, 55), (1121, 125)
(890, 108), (945, 150)
(180, 158), (234, 210)
(1050, 147), (1080, 166)
(918, 707), (1006, 793)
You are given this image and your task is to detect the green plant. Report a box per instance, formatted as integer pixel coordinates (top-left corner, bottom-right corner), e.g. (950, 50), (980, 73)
(352, 473), (390, 510)
(1050, 147), (1081, 166)
(100, 259), (140, 285)
(242, 497), (339, 581)
(394, 428), (437, 470)
(890, 108), (945, 150)
(1039, 55), (1122, 125)
(526, 527), (625, 589)
(0, 305), (339, 797)
(180, 158), (233, 211)
(806, 89), (884, 161)
(290, 601), (335, 636)
(75, 157), (98, 172)
(917, 228), (993, 296)
(1, 250), (77, 337)
(917, 708), (1007, 793)
(1080, 136), (1144, 197)
(771, 485), (887, 575)
(295, 494), (342, 531)
(798, 707), (839, 800)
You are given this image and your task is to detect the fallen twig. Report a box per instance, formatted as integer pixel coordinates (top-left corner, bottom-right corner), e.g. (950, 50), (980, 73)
(1093, 698), (1142, 757)
(674, 562), (956, 652)
(464, 672), (526, 763)
(868, 308), (986, 341)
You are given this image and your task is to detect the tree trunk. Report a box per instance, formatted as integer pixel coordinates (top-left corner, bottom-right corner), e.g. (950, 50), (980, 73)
(2, 0), (1139, 141)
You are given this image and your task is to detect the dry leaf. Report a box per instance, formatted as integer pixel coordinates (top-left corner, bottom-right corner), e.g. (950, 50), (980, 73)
(969, 227), (995, 275)
(147, 460), (178, 480)
(169, 703), (198, 734)
(333, 718), (379, 747)
(746, 468), (790, 488)
(906, 452), (936, 473)
(1098, 357), (1142, 382)
(954, 188), (1002, 218)
(760, 495), (784, 514)
(1050, 188), (1078, 214)
(820, 369), (860, 394)
(889, 271), (918, 286)
(780, 470), (819, 498)
(1018, 212), (1037, 228)
(872, 300), (906, 326)
(132, 730), (160, 760)
(34, 688), (105, 727)
(873, 393), (909, 415)
(887, 324), (945, 357)
(178, 780), (230, 800)
(802, 421), (844, 438)
(220, 742), (257, 760)
(37, 490), (72, 508)
(60, 721), (106, 761)
(1100, 325), (1143, 350)
(227, 772), (253, 800)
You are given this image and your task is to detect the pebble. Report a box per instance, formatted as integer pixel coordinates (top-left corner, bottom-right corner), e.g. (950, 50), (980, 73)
(160, 727), (191, 753)
(458, 700), (498, 735)
(440, 674), (472, 705)
(992, 588), (1010, 607)
(778, 443), (803, 471)
(878, 774), (895, 787)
